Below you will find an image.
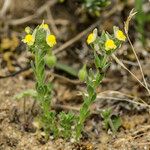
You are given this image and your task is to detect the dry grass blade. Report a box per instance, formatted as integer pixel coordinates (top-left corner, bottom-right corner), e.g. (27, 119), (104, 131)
(124, 9), (137, 34)
(112, 54), (149, 92)
(53, 6), (118, 54)
(124, 9), (150, 95)
(46, 7), (59, 37)
(8, 0), (57, 25)
(98, 90), (150, 108)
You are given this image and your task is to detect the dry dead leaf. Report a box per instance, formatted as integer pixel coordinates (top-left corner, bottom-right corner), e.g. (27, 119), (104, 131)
(3, 52), (16, 72)
(1, 33), (19, 51)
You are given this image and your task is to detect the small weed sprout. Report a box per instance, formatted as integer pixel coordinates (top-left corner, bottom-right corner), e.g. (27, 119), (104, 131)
(101, 109), (121, 133)
(76, 27), (126, 140)
(59, 112), (76, 139)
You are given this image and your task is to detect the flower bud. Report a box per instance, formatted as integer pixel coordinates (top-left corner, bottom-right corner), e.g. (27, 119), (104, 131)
(78, 64), (87, 81)
(45, 54), (57, 68)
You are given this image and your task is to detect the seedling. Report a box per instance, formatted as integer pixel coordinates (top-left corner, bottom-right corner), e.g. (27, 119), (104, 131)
(101, 109), (121, 133)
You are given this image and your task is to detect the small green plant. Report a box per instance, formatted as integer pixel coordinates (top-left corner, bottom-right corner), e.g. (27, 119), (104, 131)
(75, 26), (126, 140)
(26, 24), (57, 138)
(15, 21), (126, 141)
(59, 112), (76, 139)
(20, 23), (58, 138)
(81, 0), (111, 16)
(16, 22), (77, 140)
(101, 109), (121, 133)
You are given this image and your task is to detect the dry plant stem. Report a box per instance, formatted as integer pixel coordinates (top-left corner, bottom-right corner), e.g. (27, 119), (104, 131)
(51, 94), (150, 114)
(112, 54), (150, 93)
(46, 72), (82, 84)
(126, 33), (150, 95)
(52, 104), (80, 112)
(100, 90), (148, 106)
(0, 0), (11, 17)
(114, 125), (150, 147)
(97, 96), (150, 109)
(53, 6), (118, 55)
(46, 7), (59, 37)
(26, 100), (37, 123)
(108, 118), (116, 133)
(30, 100), (37, 115)
(32, 19), (69, 26)
(8, 0), (57, 25)
(23, 98), (27, 123)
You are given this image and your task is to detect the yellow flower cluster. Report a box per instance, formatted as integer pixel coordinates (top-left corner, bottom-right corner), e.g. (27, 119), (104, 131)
(87, 27), (126, 51)
(22, 23), (57, 47)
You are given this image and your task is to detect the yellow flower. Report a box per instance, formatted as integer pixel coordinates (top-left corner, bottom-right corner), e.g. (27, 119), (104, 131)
(25, 26), (31, 34)
(87, 33), (96, 45)
(113, 26), (126, 41)
(46, 34), (57, 47)
(22, 34), (35, 46)
(115, 30), (126, 41)
(40, 23), (49, 30)
(105, 39), (117, 51)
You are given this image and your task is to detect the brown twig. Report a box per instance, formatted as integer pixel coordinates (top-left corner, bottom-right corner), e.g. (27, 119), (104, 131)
(47, 72), (82, 85)
(17, 19), (69, 26)
(0, 0), (11, 17)
(46, 7), (59, 37)
(8, 0), (57, 26)
(124, 9), (150, 95)
(53, 6), (118, 55)
(23, 98), (27, 123)
(126, 34), (150, 95)
(112, 54), (149, 93)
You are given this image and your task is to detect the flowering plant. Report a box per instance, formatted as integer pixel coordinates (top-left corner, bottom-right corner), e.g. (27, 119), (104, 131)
(15, 21), (125, 141)
(76, 26), (126, 140)
(22, 23), (58, 138)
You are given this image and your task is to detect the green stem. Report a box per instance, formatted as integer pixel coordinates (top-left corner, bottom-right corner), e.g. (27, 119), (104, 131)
(108, 118), (116, 133)
(76, 81), (98, 140)
(34, 49), (50, 113)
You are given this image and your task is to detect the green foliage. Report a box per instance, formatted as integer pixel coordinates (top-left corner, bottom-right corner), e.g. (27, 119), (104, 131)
(81, 0), (111, 16)
(19, 23), (77, 140)
(135, 0), (150, 44)
(14, 89), (37, 100)
(78, 64), (87, 81)
(40, 111), (59, 139)
(101, 109), (121, 133)
(75, 27), (125, 140)
(59, 112), (76, 139)
(15, 22), (125, 141)
(45, 54), (57, 68)
(55, 62), (78, 77)
(19, 23), (59, 139)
